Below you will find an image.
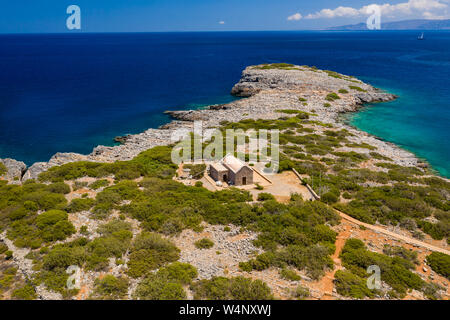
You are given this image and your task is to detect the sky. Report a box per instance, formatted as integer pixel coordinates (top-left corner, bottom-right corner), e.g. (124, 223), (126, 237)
(0, 0), (449, 33)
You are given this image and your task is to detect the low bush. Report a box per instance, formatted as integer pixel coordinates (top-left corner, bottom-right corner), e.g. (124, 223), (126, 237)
(279, 268), (301, 281)
(293, 285), (310, 299)
(47, 182), (71, 194)
(191, 276), (273, 300)
(90, 275), (129, 300)
(257, 193), (275, 202)
(66, 198), (95, 213)
(194, 238), (214, 249)
(340, 238), (426, 297)
(334, 270), (375, 299)
(0, 163), (7, 176)
(133, 273), (186, 300)
(127, 232), (180, 278)
(157, 262), (198, 285)
(183, 164), (206, 179)
(89, 179), (110, 190)
(349, 86), (367, 92)
(11, 284), (37, 300)
(426, 252), (450, 279)
(325, 93), (340, 101)
(383, 245), (418, 264)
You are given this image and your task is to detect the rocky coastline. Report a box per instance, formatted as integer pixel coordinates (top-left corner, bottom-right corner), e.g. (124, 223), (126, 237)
(0, 64), (428, 182)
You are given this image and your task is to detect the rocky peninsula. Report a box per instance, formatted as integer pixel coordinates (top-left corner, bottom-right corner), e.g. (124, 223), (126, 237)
(0, 64), (424, 182)
(1, 64), (449, 301)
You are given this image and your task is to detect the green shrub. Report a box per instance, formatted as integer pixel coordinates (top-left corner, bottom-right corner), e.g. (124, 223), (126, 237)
(23, 192), (68, 211)
(369, 152), (391, 161)
(183, 164), (206, 179)
(243, 244), (334, 280)
(89, 179), (110, 190)
(338, 89), (349, 94)
(34, 222), (133, 295)
(194, 238), (214, 249)
(191, 276), (273, 300)
(7, 209), (75, 247)
(38, 146), (176, 182)
(325, 93), (340, 101)
(36, 210), (74, 233)
(80, 225), (88, 235)
(90, 275), (129, 300)
(279, 268), (301, 281)
(127, 232), (180, 278)
(24, 201), (39, 212)
(0, 242), (8, 255)
(66, 198), (95, 213)
(257, 193), (275, 201)
(0, 162), (7, 176)
(133, 273), (186, 300)
(383, 245), (418, 264)
(12, 284), (37, 300)
(334, 270), (375, 299)
(254, 63), (296, 70)
(321, 192), (339, 204)
(157, 262), (198, 285)
(293, 285), (310, 299)
(47, 182), (71, 194)
(349, 86), (367, 92)
(255, 184), (264, 190)
(426, 252), (450, 279)
(340, 238), (425, 296)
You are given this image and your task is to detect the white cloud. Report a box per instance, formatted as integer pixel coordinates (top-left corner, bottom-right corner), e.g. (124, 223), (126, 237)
(219, 21), (225, 25)
(305, 6), (360, 19)
(298, 0), (449, 20)
(287, 13), (302, 21)
(423, 11), (446, 19)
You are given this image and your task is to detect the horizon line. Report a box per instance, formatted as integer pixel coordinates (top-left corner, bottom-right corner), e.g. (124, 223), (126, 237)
(1, 29), (449, 35)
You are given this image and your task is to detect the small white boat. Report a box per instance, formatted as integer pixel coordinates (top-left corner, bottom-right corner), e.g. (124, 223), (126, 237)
(418, 32), (424, 40)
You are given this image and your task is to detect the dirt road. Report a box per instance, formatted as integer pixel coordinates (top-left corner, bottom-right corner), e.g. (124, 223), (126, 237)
(335, 209), (450, 255)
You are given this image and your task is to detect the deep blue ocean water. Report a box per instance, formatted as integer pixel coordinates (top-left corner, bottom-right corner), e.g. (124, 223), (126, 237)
(0, 31), (449, 177)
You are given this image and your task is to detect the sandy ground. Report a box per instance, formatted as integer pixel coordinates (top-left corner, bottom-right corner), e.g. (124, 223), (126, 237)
(249, 171), (314, 202)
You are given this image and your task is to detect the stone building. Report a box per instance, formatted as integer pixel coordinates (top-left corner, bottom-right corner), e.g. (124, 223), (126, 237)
(209, 154), (253, 186)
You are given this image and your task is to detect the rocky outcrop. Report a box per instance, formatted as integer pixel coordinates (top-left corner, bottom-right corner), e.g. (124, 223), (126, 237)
(0, 158), (27, 182)
(164, 110), (209, 121)
(12, 64), (424, 182)
(354, 92), (398, 105)
(22, 153), (90, 181)
(114, 135), (131, 144)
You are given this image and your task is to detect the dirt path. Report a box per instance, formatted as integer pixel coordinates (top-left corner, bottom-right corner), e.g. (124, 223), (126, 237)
(334, 209), (450, 255)
(317, 225), (351, 300)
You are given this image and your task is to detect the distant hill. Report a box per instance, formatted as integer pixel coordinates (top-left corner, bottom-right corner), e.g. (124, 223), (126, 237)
(327, 19), (450, 30)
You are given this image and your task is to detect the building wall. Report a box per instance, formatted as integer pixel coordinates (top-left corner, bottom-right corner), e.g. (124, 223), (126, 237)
(211, 163), (254, 186)
(233, 167), (254, 186)
(210, 166), (227, 182)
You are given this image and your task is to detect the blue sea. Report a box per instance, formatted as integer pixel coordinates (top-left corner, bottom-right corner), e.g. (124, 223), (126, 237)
(0, 31), (449, 177)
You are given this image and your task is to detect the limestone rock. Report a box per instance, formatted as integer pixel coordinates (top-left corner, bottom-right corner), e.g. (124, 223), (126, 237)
(0, 158), (27, 182)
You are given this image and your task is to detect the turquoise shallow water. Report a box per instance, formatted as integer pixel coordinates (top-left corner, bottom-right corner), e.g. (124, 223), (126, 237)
(351, 78), (450, 178)
(0, 31), (448, 177)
